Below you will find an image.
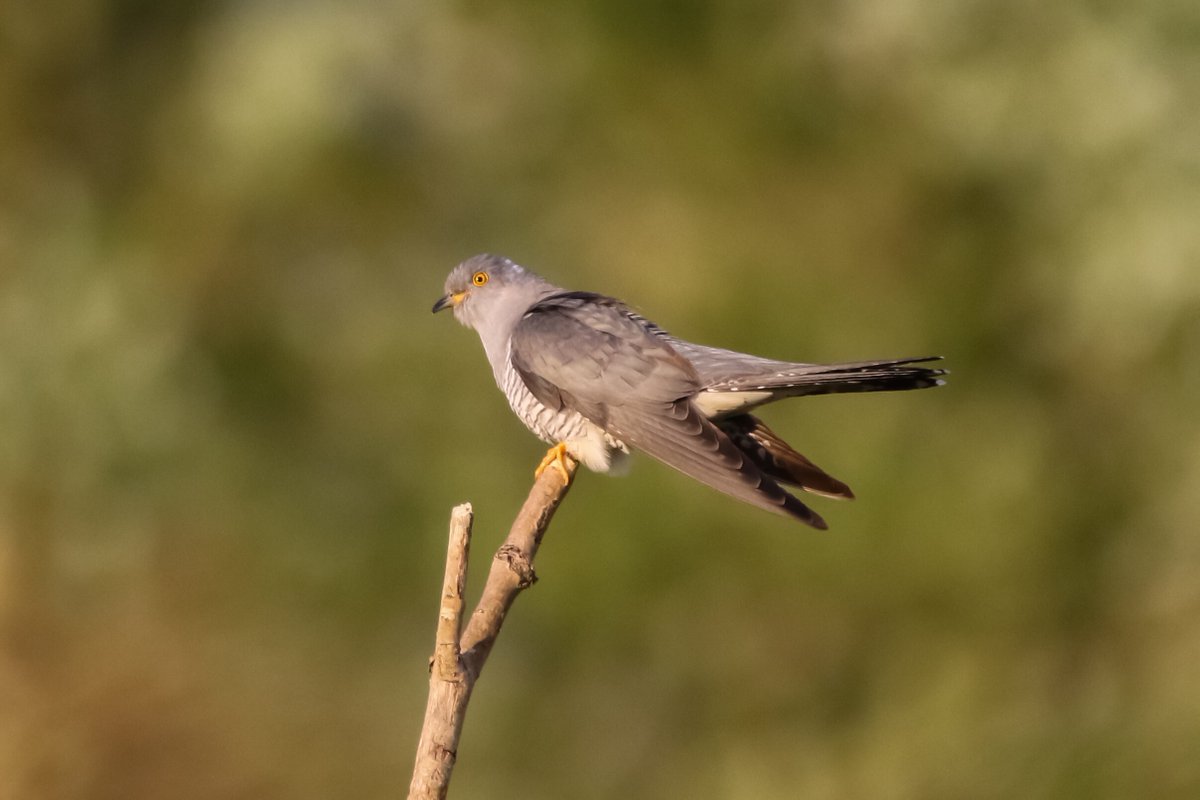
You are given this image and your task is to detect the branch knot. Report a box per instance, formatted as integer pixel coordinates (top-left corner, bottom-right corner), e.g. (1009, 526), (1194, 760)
(496, 543), (538, 587)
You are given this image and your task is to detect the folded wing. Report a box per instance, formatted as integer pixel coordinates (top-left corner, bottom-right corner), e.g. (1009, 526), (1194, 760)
(509, 292), (827, 527)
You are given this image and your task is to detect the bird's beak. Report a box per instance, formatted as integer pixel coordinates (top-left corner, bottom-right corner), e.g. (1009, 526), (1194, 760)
(432, 291), (465, 313)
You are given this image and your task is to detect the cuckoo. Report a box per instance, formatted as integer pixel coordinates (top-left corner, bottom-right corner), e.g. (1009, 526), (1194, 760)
(433, 254), (944, 528)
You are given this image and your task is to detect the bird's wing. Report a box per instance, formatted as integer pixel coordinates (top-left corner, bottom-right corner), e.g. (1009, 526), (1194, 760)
(508, 292), (700, 421)
(509, 292), (825, 527)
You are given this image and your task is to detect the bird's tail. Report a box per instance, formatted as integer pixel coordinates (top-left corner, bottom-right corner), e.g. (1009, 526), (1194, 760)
(718, 414), (854, 500)
(708, 356), (946, 397)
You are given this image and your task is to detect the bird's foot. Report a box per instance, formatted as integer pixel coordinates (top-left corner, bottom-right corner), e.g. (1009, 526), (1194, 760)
(535, 443), (575, 485)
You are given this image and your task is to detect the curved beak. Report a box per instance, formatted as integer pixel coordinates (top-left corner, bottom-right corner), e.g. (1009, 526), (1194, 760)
(432, 292), (461, 313)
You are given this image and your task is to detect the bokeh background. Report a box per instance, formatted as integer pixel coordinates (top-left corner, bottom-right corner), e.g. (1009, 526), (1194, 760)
(3, 1), (1199, 798)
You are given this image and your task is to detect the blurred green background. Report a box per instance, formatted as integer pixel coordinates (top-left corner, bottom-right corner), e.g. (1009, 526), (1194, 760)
(3, 1), (1199, 798)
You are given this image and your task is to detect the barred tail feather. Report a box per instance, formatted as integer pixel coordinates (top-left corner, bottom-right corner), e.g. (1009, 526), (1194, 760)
(718, 414), (854, 499)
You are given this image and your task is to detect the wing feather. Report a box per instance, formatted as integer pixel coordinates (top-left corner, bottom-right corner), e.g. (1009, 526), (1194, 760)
(608, 400), (827, 527)
(509, 292), (825, 527)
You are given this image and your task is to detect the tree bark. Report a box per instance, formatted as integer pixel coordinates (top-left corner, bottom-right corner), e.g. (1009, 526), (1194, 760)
(406, 457), (577, 800)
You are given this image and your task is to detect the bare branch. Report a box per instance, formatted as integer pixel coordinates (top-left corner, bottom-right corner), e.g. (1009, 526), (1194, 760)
(407, 456), (578, 799)
(433, 504), (472, 681)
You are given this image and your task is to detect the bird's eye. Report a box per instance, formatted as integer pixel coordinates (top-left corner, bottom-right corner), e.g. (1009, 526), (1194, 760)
(472, 272), (489, 286)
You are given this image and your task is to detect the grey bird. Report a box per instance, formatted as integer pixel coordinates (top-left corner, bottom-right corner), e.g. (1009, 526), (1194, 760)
(433, 254), (944, 528)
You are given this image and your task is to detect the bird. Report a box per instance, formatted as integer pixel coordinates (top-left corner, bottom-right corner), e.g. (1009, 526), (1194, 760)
(432, 254), (944, 529)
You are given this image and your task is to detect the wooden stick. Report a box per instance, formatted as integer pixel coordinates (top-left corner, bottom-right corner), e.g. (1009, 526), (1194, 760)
(407, 455), (577, 799)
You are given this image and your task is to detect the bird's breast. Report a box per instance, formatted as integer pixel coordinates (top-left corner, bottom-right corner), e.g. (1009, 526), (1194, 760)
(498, 357), (627, 472)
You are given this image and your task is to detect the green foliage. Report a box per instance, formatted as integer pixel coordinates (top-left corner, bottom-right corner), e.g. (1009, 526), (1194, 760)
(2, 1), (1198, 797)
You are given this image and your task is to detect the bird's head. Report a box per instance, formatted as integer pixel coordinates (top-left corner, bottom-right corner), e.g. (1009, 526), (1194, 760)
(432, 254), (553, 331)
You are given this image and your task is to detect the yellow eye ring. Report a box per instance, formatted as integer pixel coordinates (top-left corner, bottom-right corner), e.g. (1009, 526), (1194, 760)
(471, 271), (489, 287)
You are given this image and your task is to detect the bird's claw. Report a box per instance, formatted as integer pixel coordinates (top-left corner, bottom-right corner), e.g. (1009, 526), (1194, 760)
(535, 443), (574, 484)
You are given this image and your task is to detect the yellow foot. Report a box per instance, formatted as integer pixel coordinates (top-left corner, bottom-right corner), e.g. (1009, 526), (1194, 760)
(534, 443), (575, 484)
